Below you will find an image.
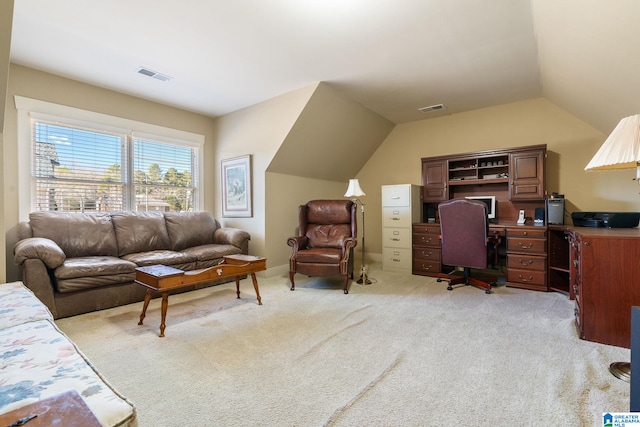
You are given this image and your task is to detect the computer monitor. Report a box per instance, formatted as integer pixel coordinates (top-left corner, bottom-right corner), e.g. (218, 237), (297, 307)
(465, 195), (496, 220)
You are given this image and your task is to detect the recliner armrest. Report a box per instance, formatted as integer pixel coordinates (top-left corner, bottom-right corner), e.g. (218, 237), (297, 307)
(341, 237), (358, 255)
(287, 236), (309, 252)
(14, 237), (66, 269)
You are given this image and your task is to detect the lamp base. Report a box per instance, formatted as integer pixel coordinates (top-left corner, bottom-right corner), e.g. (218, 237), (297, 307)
(356, 273), (372, 285)
(609, 361), (631, 382)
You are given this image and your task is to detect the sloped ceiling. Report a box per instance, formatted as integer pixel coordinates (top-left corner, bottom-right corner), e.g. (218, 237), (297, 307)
(532, 0), (640, 133)
(8, 1), (640, 152)
(267, 83), (395, 182)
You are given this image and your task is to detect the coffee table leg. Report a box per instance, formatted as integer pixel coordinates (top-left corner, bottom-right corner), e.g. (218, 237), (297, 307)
(251, 273), (263, 305)
(138, 289), (153, 326)
(159, 291), (169, 337)
(235, 276), (241, 299)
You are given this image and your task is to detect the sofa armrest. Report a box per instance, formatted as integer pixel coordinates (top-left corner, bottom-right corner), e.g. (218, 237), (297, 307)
(14, 237), (66, 269)
(213, 228), (251, 253)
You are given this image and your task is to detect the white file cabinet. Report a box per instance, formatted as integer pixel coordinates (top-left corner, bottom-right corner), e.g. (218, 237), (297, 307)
(381, 184), (422, 273)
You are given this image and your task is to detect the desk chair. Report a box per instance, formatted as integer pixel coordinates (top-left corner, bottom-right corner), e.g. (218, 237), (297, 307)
(436, 199), (501, 294)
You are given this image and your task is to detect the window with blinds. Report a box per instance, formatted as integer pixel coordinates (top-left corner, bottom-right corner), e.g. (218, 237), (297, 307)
(32, 120), (198, 213)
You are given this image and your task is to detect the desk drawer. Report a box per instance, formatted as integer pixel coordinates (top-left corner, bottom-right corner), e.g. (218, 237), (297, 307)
(412, 259), (441, 275)
(506, 254), (546, 271)
(413, 247), (441, 261)
(413, 223), (440, 235)
(506, 228), (546, 238)
(506, 238), (546, 253)
(507, 268), (546, 287)
(413, 233), (441, 247)
(383, 227), (412, 248)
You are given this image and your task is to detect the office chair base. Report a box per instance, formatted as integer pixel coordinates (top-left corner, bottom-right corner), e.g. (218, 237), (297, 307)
(437, 274), (493, 294)
(609, 362), (630, 382)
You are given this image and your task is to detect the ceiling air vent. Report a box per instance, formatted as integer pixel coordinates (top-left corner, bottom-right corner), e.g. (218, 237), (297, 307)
(418, 104), (446, 113)
(137, 67), (172, 82)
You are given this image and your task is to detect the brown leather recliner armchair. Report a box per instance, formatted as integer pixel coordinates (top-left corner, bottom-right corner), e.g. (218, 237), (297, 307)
(287, 200), (357, 294)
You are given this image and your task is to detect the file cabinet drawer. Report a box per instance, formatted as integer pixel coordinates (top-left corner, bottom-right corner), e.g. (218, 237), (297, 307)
(381, 185), (411, 206)
(383, 227), (412, 248)
(382, 206), (412, 228)
(383, 247), (412, 271)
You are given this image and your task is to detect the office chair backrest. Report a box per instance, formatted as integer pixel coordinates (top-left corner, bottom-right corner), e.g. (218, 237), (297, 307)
(438, 198), (489, 270)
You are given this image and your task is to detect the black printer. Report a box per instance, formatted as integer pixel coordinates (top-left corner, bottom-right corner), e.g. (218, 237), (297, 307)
(571, 212), (640, 228)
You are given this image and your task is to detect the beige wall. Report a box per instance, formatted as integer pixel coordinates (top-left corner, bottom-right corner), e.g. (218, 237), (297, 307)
(357, 98), (640, 256)
(0, 0), (13, 282)
(266, 172), (350, 275)
(3, 65), (216, 282)
(4, 65), (638, 281)
(211, 83), (318, 270)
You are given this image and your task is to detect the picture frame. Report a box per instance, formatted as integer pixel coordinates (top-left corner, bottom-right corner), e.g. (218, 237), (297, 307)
(221, 154), (252, 217)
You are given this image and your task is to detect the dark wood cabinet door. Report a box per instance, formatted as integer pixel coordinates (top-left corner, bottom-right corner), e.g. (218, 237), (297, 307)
(421, 160), (448, 202)
(509, 149), (546, 200)
(579, 234), (640, 348)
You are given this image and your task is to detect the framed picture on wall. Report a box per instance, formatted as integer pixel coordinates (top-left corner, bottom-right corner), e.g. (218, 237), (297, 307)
(221, 154), (252, 217)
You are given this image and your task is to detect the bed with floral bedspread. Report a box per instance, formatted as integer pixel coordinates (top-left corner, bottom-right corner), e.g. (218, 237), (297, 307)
(0, 281), (137, 426)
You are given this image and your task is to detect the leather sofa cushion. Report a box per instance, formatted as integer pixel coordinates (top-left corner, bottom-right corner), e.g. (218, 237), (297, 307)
(182, 243), (241, 261)
(29, 212), (118, 258)
(121, 249), (197, 268)
(55, 256), (136, 279)
(112, 212), (171, 256)
(164, 211), (219, 251)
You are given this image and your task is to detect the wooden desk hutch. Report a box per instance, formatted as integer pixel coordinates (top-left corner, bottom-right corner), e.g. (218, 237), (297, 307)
(414, 144), (548, 292)
(414, 143), (640, 349)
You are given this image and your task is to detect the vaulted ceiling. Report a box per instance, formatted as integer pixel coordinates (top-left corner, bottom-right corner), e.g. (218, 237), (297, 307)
(9, 0), (640, 134)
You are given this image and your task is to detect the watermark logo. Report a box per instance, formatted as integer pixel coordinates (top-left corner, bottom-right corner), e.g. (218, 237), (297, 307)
(604, 412), (640, 426)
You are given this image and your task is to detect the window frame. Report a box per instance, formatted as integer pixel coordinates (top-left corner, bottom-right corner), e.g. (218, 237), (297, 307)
(15, 96), (205, 220)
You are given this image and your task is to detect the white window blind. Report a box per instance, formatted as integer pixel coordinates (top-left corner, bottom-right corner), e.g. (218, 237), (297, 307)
(32, 119), (197, 213)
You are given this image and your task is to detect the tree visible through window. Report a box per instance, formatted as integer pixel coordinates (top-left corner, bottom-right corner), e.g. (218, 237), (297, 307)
(32, 120), (197, 212)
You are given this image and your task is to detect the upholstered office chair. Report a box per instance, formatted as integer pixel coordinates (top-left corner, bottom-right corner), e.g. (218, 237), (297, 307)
(436, 198), (500, 294)
(287, 200), (357, 294)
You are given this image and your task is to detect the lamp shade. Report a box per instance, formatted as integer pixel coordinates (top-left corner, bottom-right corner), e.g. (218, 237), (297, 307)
(344, 179), (366, 197)
(585, 114), (640, 171)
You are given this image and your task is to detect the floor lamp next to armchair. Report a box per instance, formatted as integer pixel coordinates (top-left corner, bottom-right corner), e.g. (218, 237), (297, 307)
(344, 179), (372, 285)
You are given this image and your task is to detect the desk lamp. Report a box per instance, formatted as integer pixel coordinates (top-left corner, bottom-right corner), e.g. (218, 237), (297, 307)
(344, 179), (371, 285)
(585, 113), (640, 382)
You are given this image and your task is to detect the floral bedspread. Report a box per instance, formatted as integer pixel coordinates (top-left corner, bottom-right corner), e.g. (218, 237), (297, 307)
(0, 281), (137, 426)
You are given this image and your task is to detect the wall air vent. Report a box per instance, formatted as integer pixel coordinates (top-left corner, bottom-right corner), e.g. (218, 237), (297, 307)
(418, 104), (446, 113)
(137, 67), (172, 82)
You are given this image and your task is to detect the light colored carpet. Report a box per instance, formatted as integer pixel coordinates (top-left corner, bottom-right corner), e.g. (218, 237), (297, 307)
(56, 265), (630, 426)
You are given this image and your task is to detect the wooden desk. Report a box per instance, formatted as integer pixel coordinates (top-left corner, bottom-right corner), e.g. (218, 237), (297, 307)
(413, 221), (548, 292)
(567, 227), (640, 348)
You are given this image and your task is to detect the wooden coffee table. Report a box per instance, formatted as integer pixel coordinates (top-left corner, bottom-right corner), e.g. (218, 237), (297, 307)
(135, 254), (265, 337)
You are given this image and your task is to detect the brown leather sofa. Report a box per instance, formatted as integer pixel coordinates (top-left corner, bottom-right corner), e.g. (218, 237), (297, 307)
(13, 211), (251, 318)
